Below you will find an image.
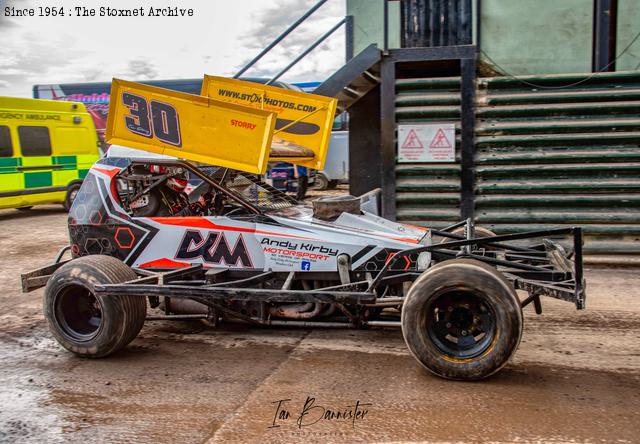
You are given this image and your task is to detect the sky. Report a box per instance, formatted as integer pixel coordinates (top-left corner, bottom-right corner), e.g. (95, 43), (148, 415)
(0, 0), (346, 97)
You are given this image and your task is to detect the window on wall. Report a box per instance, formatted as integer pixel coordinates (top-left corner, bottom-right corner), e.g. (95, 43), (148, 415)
(0, 126), (12, 157)
(18, 126), (52, 156)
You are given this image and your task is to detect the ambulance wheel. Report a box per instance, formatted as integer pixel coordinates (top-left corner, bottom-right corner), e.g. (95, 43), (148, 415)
(44, 255), (147, 358)
(63, 183), (82, 212)
(401, 258), (522, 380)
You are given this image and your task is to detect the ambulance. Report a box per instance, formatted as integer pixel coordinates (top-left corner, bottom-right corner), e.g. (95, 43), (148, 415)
(0, 97), (101, 210)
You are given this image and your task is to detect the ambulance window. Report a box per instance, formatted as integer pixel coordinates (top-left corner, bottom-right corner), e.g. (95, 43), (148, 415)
(18, 126), (52, 156)
(0, 126), (12, 157)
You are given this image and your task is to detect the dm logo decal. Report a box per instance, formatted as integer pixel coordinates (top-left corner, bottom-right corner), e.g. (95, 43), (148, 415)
(176, 230), (252, 267)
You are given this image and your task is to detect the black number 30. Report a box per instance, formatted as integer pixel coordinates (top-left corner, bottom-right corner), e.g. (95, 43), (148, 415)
(122, 92), (182, 147)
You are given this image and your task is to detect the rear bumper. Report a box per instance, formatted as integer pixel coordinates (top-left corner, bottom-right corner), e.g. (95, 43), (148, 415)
(371, 226), (587, 310)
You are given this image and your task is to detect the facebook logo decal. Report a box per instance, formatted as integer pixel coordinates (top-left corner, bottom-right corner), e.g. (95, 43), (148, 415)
(301, 260), (311, 271)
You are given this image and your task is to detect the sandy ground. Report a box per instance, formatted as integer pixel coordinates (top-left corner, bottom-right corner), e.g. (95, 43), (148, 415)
(0, 204), (639, 443)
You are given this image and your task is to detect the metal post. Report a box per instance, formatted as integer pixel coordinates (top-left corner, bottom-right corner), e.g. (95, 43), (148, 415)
(593, 0), (617, 72)
(383, 0), (389, 52)
(459, 56), (476, 221)
(380, 57), (396, 220)
(475, 0), (482, 51)
(266, 19), (346, 85)
(233, 0), (328, 78)
(345, 15), (354, 61)
(573, 227), (585, 309)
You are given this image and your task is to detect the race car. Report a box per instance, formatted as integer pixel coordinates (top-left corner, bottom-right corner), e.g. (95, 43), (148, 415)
(21, 77), (586, 381)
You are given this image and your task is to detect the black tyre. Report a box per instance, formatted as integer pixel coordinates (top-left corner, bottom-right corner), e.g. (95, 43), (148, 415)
(43, 255), (146, 358)
(63, 182), (82, 212)
(312, 174), (329, 190)
(401, 258), (522, 380)
(327, 180), (339, 190)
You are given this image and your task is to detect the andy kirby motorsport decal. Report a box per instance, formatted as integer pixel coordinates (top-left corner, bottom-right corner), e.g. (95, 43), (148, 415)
(261, 238), (338, 271)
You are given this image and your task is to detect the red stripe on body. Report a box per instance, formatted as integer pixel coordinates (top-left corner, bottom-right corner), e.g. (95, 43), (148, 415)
(148, 217), (317, 240)
(93, 166), (121, 178)
(139, 258), (191, 268)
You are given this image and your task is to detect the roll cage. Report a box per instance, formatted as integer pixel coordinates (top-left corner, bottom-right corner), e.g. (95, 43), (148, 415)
(118, 158), (298, 217)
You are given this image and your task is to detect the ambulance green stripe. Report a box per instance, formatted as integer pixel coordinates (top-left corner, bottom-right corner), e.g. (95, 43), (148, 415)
(0, 158), (20, 174)
(52, 155), (77, 170)
(24, 171), (53, 188)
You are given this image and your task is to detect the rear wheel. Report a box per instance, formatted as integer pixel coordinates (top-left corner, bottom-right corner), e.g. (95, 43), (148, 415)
(401, 258), (522, 380)
(312, 174), (329, 190)
(44, 255), (146, 358)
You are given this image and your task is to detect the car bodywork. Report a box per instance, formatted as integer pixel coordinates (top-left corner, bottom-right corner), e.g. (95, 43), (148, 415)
(67, 157), (428, 274)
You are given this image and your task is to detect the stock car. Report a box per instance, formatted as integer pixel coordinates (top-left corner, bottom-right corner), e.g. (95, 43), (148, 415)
(20, 77), (586, 381)
(20, 148), (587, 381)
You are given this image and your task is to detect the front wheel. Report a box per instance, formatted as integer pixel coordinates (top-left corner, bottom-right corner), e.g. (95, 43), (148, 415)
(401, 258), (522, 380)
(43, 255), (147, 358)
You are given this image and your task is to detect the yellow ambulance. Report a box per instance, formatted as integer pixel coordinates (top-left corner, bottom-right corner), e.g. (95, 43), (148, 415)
(0, 97), (101, 211)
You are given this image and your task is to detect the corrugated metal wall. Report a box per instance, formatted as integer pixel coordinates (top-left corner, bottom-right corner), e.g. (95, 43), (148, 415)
(395, 77), (462, 226)
(475, 71), (640, 260)
(394, 70), (640, 260)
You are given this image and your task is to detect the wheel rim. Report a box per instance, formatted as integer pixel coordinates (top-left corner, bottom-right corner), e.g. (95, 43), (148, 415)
(425, 290), (496, 359)
(54, 285), (103, 341)
(313, 176), (327, 190)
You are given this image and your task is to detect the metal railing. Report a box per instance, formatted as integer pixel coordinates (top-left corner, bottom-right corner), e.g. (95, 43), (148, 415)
(233, 0), (349, 85)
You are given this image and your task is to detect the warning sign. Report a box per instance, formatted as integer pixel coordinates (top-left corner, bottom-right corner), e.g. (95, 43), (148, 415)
(401, 129), (424, 149)
(398, 123), (455, 162)
(430, 128), (452, 149)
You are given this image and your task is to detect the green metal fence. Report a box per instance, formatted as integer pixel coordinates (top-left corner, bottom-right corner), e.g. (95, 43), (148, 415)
(395, 77), (462, 226)
(395, 70), (640, 261)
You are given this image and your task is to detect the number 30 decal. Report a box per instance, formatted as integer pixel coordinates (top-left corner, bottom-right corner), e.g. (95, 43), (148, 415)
(122, 92), (182, 147)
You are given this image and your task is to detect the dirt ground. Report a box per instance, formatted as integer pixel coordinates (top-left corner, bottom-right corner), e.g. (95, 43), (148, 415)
(0, 205), (639, 444)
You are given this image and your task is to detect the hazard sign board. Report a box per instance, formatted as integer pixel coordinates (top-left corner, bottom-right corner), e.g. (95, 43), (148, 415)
(398, 123), (455, 162)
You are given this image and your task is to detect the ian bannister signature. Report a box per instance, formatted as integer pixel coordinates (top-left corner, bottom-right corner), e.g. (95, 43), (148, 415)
(269, 397), (372, 429)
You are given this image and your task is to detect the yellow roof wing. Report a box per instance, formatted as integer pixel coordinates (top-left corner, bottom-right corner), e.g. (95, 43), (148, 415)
(201, 76), (337, 170)
(105, 79), (275, 174)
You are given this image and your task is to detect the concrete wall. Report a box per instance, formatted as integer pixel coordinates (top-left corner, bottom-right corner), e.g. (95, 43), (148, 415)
(480, 0), (593, 75)
(616, 0), (640, 71)
(347, 0), (401, 55)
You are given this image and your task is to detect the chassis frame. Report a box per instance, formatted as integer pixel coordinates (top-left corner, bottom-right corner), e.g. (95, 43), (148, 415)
(22, 219), (586, 328)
